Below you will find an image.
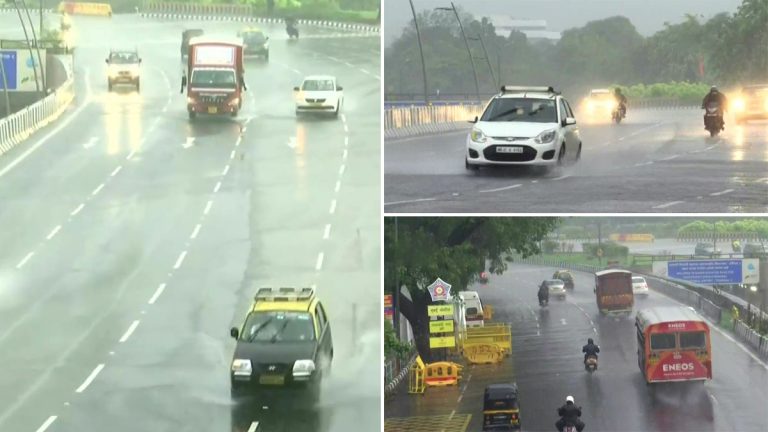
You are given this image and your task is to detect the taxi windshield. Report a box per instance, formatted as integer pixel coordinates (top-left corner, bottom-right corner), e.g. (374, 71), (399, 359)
(302, 80), (335, 91)
(241, 311), (316, 342)
(480, 98), (557, 123)
(110, 53), (139, 64)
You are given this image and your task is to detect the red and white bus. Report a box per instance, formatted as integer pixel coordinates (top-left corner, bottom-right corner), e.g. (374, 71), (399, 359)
(635, 306), (712, 383)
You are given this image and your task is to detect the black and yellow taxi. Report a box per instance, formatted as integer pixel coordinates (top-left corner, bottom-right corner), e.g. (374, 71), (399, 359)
(237, 27), (270, 60)
(553, 269), (574, 290)
(483, 383), (521, 430)
(229, 287), (333, 403)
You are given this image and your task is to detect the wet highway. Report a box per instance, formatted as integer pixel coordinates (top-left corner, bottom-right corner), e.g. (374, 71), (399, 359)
(384, 109), (768, 213)
(0, 13), (380, 432)
(384, 264), (768, 432)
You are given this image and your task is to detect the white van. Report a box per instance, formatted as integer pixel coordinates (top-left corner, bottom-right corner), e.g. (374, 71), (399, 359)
(458, 291), (484, 328)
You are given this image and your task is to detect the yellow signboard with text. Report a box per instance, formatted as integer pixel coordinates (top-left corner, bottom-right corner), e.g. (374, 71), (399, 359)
(429, 336), (456, 349)
(428, 304), (454, 317)
(429, 320), (454, 334)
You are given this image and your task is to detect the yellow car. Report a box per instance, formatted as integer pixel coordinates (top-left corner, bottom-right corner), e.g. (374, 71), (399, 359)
(582, 89), (618, 120)
(237, 27), (270, 60)
(229, 287), (333, 404)
(732, 84), (768, 124)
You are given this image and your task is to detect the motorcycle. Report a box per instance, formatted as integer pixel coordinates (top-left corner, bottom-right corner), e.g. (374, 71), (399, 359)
(564, 426), (577, 432)
(585, 355), (598, 372)
(538, 291), (549, 306)
(611, 104), (625, 124)
(704, 102), (723, 137)
(286, 20), (299, 39)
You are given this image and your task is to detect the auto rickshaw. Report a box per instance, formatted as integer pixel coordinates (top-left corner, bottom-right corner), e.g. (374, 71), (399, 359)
(483, 383), (521, 431)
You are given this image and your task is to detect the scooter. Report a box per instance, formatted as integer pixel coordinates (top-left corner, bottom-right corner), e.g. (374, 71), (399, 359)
(538, 293), (549, 306)
(611, 105), (625, 124)
(585, 355), (598, 373)
(704, 102), (723, 137)
(286, 21), (299, 39)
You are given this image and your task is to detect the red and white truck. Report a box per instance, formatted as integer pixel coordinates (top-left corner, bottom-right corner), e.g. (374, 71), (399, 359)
(181, 36), (245, 119)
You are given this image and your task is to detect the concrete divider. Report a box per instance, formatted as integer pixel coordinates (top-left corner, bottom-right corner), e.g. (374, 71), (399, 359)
(0, 78), (74, 157)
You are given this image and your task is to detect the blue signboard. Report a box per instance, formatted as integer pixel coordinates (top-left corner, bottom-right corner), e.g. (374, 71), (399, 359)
(0, 50), (17, 90)
(667, 259), (746, 285)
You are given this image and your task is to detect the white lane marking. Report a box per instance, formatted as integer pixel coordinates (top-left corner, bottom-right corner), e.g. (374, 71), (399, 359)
(230, 150), (236, 159)
(755, 177), (768, 184)
(292, 68), (301, 74)
(0, 70), (92, 179)
(652, 200), (684, 209)
(560, 319), (567, 325)
(315, 252), (324, 271)
(222, 165), (230, 176)
(182, 137), (195, 149)
(329, 199), (337, 214)
(247, 422), (259, 432)
(75, 364), (105, 393)
(660, 154), (680, 161)
(344, 136), (349, 146)
(119, 320), (140, 343)
(343, 61), (354, 67)
(343, 124), (349, 133)
(341, 114), (347, 123)
(204, 200), (213, 215)
(342, 149), (348, 160)
(148, 283), (166, 305)
(173, 251), (188, 270)
(479, 184), (521, 193)
(323, 224), (331, 240)
(334, 180), (341, 193)
(16, 252), (34, 269)
(710, 189), (734, 196)
(83, 137), (97, 149)
(46, 225), (62, 240)
(384, 197), (437, 206)
(190, 224), (202, 239)
(287, 137), (297, 149)
(531, 180), (538, 183)
(70, 203), (85, 216)
(709, 393), (718, 405)
(126, 150), (136, 160)
(339, 164), (345, 176)
(634, 161), (654, 167)
(213, 181), (222, 193)
(35, 415), (57, 432)
(110, 166), (122, 177)
(242, 127), (247, 133)
(92, 183), (105, 196)
(235, 136), (242, 146)
(327, 56), (341, 62)
(553, 175), (571, 181)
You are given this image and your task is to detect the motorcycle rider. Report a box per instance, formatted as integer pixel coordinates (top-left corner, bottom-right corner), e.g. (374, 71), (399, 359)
(285, 17), (299, 38)
(538, 282), (549, 304)
(556, 395), (585, 432)
(582, 338), (600, 364)
(613, 88), (627, 117)
(701, 86), (728, 130)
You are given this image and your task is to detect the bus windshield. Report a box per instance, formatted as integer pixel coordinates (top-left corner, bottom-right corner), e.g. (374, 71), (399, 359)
(650, 333), (676, 350)
(680, 331), (707, 349)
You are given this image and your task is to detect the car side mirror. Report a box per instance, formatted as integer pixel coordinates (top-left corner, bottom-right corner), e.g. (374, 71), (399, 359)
(293, 86), (300, 91)
(469, 116), (478, 124)
(104, 59), (109, 64)
(337, 86), (343, 91)
(565, 117), (577, 126)
(230, 327), (239, 339)
(139, 58), (142, 63)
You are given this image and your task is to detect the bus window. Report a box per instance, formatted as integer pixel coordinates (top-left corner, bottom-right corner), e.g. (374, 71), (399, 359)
(650, 333), (676, 350)
(680, 331), (706, 349)
(466, 307), (479, 316)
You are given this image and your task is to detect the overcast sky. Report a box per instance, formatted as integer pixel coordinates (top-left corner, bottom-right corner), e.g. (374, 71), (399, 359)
(384, 0), (743, 46)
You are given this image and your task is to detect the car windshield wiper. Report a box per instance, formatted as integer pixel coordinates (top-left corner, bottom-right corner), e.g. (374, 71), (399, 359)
(247, 318), (274, 342)
(270, 320), (291, 343)
(488, 106), (523, 121)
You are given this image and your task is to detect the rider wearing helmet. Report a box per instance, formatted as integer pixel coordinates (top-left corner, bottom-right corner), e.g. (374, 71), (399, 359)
(582, 338), (600, 364)
(556, 395), (585, 432)
(613, 88), (627, 116)
(701, 86), (728, 129)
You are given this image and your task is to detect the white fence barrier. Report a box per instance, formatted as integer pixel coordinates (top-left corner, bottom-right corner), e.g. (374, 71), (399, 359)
(384, 104), (483, 139)
(0, 79), (74, 157)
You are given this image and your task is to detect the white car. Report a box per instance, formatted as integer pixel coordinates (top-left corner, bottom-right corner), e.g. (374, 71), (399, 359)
(544, 279), (567, 298)
(466, 86), (582, 171)
(294, 75), (343, 116)
(632, 276), (650, 297)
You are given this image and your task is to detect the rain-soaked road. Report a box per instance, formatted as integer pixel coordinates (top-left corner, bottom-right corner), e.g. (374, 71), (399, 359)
(0, 12), (379, 432)
(385, 264), (768, 432)
(384, 109), (768, 213)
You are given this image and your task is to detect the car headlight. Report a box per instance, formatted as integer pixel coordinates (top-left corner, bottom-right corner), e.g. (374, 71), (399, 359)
(607, 100), (617, 109)
(231, 359), (252, 377)
(292, 359), (315, 380)
(186, 97), (195, 104)
(733, 98), (745, 111)
(586, 100), (594, 111)
(470, 128), (487, 143)
(534, 129), (556, 144)
(229, 98), (239, 106)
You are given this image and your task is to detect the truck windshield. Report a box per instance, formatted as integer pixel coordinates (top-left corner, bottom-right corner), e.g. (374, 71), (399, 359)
(190, 70), (236, 89)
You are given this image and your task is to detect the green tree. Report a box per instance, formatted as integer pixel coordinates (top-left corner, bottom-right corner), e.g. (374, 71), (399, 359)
(384, 217), (559, 361)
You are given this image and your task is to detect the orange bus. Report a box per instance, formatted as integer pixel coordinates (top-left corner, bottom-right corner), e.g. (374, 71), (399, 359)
(635, 306), (712, 383)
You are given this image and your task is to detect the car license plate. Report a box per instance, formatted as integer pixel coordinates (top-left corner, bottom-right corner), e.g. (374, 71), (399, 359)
(208, 107), (218, 114)
(496, 146), (523, 153)
(259, 374), (285, 385)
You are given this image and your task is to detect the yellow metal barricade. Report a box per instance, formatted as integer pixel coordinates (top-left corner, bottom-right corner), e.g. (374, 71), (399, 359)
(408, 356), (426, 394)
(460, 323), (512, 360)
(424, 361), (463, 387)
(58, 2), (112, 17)
(483, 305), (494, 321)
(464, 344), (504, 364)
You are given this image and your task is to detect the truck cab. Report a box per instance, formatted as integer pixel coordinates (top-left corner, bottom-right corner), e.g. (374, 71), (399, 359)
(182, 36), (245, 119)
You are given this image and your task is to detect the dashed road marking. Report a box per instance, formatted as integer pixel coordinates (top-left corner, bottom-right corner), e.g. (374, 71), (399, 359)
(242, 127), (247, 133)
(110, 166), (122, 177)
(75, 364), (105, 393)
(384, 197), (437, 206)
(182, 137), (195, 149)
(247, 422), (259, 432)
(46, 225), (62, 240)
(71, 203), (85, 216)
(323, 224), (331, 240)
(652, 200), (684, 209)
(341, 114), (347, 123)
(660, 154), (680, 161)
(710, 189), (734, 196)
(315, 252), (324, 271)
(479, 184), (521, 193)
(35, 415), (57, 432)
(553, 175), (571, 181)
(190, 224), (201, 239)
(83, 137), (97, 149)
(335, 180), (341, 193)
(204, 200), (213, 215)
(213, 181), (222, 193)
(119, 320), (140, 343)
(173, 251), (187, 269)
(343, 124), (349, 133)
(148, 283), (166, 305)
(342, 149), (348, 160)
(339, 164), (346, 176)
(92, 183), (105, 196)
(344, 136), (349, 146)
(126, 150), (136, 160)
(230, 150), (236, 159)
(16, 252), (34, 269)
(634, 161), (654, 167)
(329, 199), (337, 214)
(222, 165), (230, 176)
(235, 136), (242, 146)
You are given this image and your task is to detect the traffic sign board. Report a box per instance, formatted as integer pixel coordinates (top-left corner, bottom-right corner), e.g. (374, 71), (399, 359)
(429, 320), (454, 334)
(429, 336), (456, 349)
(428, 304), (454, 317)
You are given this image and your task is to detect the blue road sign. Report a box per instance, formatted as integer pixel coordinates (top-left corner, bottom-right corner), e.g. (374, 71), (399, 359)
(667, 259), (745, 285)
(0, 50), (17, 90)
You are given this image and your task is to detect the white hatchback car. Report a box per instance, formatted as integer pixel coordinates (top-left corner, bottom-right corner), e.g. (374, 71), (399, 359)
(466, 86), (582, 170)
(632, 276), (650, 297)
(294, 75), (343, 116)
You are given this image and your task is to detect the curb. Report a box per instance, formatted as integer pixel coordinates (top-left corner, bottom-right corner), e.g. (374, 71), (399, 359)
(138, 12), (379, 33)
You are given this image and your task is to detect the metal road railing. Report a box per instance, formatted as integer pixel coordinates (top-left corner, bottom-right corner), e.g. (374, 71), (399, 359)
(0, 78), (74, 157)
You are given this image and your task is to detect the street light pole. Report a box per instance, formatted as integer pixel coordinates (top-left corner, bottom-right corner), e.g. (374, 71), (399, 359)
(408, 0), (429, 104)
(12, 0), (41, 93)
(393, 217), (400, 339)
(437, 3), (481, 102)
(469, 34), (496, 92)
(0, 53), (11, 116)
